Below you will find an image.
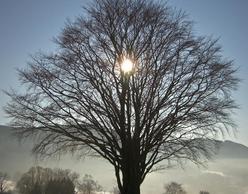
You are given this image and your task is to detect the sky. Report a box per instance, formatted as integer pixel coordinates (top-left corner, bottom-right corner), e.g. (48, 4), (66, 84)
(0, 0), (247, 146)
(0, 1), (248, 194)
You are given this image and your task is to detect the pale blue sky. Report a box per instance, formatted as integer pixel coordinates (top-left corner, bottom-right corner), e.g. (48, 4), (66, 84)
(0, 0), (247, 145)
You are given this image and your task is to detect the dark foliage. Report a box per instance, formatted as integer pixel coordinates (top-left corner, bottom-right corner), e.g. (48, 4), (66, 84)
(45, 178), (75, 194)
(30, 183), (42, 194)
(199, 191), (210, 194)
(16, 166), (77, 194)
(164, 182), (186, 194)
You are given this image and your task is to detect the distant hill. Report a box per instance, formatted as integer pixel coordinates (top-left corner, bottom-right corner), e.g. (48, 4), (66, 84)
(216, 140), (248, 159)
(1, 125), (248, 159)
(0, 125), (12, 135)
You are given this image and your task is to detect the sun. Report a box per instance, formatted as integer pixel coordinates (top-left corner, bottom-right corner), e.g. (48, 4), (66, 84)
(120, 58), (134, 73)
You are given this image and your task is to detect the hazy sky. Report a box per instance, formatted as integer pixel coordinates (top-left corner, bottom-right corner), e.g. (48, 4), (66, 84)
(0, 0), (247, 145)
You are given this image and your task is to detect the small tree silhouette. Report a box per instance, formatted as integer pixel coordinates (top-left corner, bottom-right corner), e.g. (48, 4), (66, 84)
(199, 191), (209, 194)
(164, 182), (187, 194)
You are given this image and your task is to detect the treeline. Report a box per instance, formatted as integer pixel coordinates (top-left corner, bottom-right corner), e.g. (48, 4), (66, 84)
(0, 166), (101, 194)
(1, 167), (210, 194)
(164, 182), (210, 194)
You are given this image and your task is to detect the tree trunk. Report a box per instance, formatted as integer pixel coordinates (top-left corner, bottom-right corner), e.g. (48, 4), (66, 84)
(122, 176), (140, 194)
(119, 139), (141, 194)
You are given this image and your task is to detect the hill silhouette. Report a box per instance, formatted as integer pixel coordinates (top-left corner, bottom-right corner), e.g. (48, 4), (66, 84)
(2, 125), (248, 159)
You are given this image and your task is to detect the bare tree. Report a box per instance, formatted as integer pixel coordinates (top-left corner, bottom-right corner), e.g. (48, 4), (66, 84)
(0, 172), (8, 194)
(164, 182), (187, 194)
(5, 0), (238, 194)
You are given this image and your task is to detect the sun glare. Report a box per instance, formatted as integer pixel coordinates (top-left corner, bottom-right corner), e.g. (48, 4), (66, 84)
(120, 58), (134, 73)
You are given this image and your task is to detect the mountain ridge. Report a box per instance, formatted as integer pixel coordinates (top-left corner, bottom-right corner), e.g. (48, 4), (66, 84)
(1, 125), (248, 159)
